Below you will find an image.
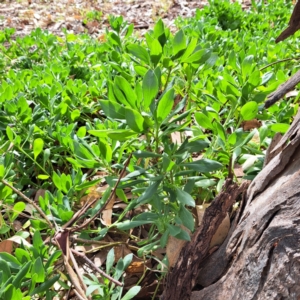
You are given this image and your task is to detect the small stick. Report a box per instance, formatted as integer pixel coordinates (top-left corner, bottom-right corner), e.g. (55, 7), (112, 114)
(1, 179), (53, 229)
(71, 249), (123, 287)
(72, 153), (132, 232)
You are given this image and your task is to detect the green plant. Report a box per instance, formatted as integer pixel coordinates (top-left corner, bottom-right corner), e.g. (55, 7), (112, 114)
(83, 248), (140, 300)
(0, 0), (298, 297)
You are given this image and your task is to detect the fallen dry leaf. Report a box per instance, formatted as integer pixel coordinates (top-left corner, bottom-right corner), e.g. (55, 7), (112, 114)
(0, 240), (13, 253)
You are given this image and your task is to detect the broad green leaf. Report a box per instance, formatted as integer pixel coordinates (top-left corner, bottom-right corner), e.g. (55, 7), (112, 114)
(88, 129), (137, 140)
(116, 220), (154, 230)
(270, 123), (290, 133)
(0, 260), (11, 282)
(99, 99), (126, 119)
(121, 286), (141, 300)
(175, 188), (195, 207)
(0, 165), (4, 180)
(37, 174), (50, 180)
(3, 285), (23, 300)
(0, 253), (21, 268)
(242, 55), (254, 78)
(174, 227), (191, 241)
(125, 107), (144, 132)
(4, 86), (13, 101)
(32, 230), (44, 250)
(106, 248), (115, 274)
(31, 257), (45, 283)
(173, 29), (186, 57)
(137, 180), (162, 204)
(248, 69), (261, 87)
(6, 126), (14, 142)
(70, 110), (80, 122)
(195, 112), (214, 130)
(142, 70), (159, 108)
(180, 38), (197, 61)
(179, 205), (194, 231)
(114, 76), (137, 108)
(29, 274), (60, 296)
(153, 19), (167, 46)
(33, 138), (44, 160)
(156, 88), (174, 123)
(12, 202), (25, 221)
(182, 49), (210, 64)
(213, 121), (226, 142)
(240, 101), (258, 120)
(150, 39), (162, 66)
(12, 261), (31, 288)
(234, 129), (256, 148)
(52, 172), (62, 190)
(127, 44), (150, 65)
(195, 179), (216, 189)
(181, 159), (223, 173)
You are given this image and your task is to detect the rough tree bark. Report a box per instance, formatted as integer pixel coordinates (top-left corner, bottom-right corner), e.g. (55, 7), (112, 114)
(162, 3), (300, 299)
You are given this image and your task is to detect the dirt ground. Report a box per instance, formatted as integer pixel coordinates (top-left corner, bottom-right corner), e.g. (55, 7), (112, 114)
(0, 0), (252, 37)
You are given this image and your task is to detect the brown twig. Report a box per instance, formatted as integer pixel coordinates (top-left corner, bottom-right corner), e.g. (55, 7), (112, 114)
(71, 153), (132, 232)
(71, 249), (123, 287)
(1, 179), (53, 229)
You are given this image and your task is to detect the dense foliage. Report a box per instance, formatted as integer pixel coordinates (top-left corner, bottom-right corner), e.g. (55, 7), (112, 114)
(0, 0), (299, 298)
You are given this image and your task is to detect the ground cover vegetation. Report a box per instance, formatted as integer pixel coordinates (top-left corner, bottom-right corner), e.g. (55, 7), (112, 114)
(0, 0), (299, 299)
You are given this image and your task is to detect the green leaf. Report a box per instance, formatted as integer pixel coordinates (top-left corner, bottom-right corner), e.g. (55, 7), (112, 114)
(240, 101), (258, 120)
(12, 202), (25, 221)
(242, 55), (254, 78)
(180, 38), (197, 61)
(195, 112), (214, 130)
(32, 230), (44, 250)
(116, 220), (153, 230)
(179, 205), (194, 231)
(114, 76), (137, 108)
(31, 257), (45, 283)
(156, 88), (174, 123)
(121, 286), (141, 300)
(150, 39), (162, 66)
(106, 248), (114, 274)
(248, 69), (261, 87)
(0, 165), (5, 180)
(153, 19), (167, 46)
(137, 180), (162, 204)
(12, 261), (31, 288)
(195, 179), (216, 189)
(0, 253), (21, 268)
(174, 228), (191, 241)
(52, 172), (62, 190)
(88, 129), (137, 140)
(99, 99), (126, 119)
(70, 109), (80, 121)
(33, 138), (44, 160)
(6, 126), (14, 142)
(213, 121), (226, 142)
(127, 44), (150, 65)
(270, 123), (290, 134)
(125, 107), (144, 132)
(37, 174), (49, 180)
(182, 49), (210, 64)
(29, 274), (60, 296)
(175, 188), (195, 207)
(176, 139), (209, 154)
(173, 30), (186, 57)
(181, 159), (223, 173)
(142, 70), (159, 108)
(4, 86), (13, 101)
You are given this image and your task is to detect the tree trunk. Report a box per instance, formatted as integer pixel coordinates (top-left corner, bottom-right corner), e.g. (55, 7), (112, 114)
(162, 109), (300, 300)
